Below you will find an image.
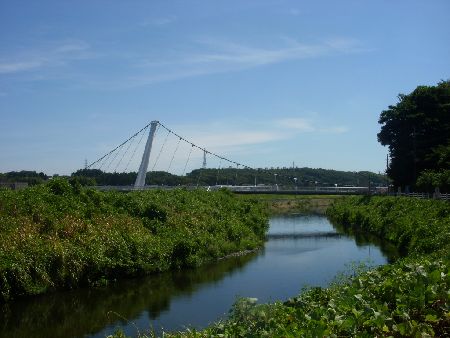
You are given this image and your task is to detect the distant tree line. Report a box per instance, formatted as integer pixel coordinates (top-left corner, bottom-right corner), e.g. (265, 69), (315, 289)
(0, 171), (49, 186)
(71, 167), (387, 187)
(378, 80), (450, 192)
(1, 168), (388, 188)
(1, 167), (389, 190)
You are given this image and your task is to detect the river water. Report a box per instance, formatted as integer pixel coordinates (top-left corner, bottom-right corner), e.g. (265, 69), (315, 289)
(0, 214), (398, 338)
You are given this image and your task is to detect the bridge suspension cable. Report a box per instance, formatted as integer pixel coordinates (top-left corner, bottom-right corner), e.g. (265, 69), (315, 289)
(86, 122), (152, 169)
(124, 126), (148, 172)
(182, 145), (194, 176)
(84, 119), (307, 187)
(167, 137), (182, 173)
(114, 129), (138, 172)
(156, 122), (300, 185)
(151, 128), (170, 171)
(157, 122), (253, 171)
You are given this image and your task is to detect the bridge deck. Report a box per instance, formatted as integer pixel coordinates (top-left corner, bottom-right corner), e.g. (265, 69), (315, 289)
(92, 185), (376, 195)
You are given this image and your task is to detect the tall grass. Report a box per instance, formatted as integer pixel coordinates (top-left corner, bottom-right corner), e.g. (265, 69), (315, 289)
(0, 179), (268, 301)
(326, 196), (450, 256)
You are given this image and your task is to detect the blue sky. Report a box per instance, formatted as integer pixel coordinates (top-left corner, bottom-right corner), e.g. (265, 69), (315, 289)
(1, 0), (449, 175)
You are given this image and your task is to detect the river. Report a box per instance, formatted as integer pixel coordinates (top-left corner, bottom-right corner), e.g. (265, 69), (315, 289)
(0, 214), (398, 337)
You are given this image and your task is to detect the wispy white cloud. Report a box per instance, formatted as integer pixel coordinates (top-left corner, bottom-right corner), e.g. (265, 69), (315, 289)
(127, 37), (369, 87)
(144, 116), (349, 173)
(275, 117), (349, 134)
(275, 118), (315, 132)
(54, 41), (90, 53)
(0, 40), (91, 74)
(168, 121), (288, 153)
(170, 116), (348, 152)
(145, 121), (289, 172)
(87, 116), (349, 174)
(0, 61), (43, 74)
(1, 35), (369, 89)
(324, 37), (372, 53)
(192, 130), (287, 150)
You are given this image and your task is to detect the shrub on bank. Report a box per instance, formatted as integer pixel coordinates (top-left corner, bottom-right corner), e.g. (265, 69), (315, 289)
(182, 258), (448, 337)
(157, 196), (449, 337)
(326, 196), (450, 256)
(0, 179), (268, 301)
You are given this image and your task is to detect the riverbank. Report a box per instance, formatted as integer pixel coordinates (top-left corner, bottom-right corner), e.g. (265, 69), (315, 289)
(238, 194), (341, 214)
(327, 196), (450, 256)
(153, 196), (449, 337)
(0, 180), (268, 301)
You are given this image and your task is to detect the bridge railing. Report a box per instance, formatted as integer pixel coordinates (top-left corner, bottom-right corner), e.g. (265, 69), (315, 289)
(391, 192), (450, 201)
(92, 185), (374, 194)
(91, 185), (449, 200)
(219, 185), (371, 194)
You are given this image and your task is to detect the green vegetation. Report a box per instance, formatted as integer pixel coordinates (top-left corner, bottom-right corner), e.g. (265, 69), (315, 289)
(0, 253), (259, 338)
(237, 195), (340, 215)
(417, 169), (450, 193)
(72, 167), (387, 188)
(378, 80), (450, 191)
(149, 196), (448, 337)
(327, 196), (450, 256)
(0, 179), (268, 301)
(0, 170), (49, 186)
(168, 258), (448, 337)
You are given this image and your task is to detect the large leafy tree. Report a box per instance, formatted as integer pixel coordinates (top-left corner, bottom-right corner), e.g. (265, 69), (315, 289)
(378, 80), (450, 188)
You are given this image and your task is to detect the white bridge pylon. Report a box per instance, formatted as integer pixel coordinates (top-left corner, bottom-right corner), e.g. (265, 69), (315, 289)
(86, 120), (263, 187)
(134, 120), (159, 188)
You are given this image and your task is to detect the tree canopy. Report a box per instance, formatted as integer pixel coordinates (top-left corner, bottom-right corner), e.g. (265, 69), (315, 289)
(378, 80), (450, 189)
(0, 171), (48, 186)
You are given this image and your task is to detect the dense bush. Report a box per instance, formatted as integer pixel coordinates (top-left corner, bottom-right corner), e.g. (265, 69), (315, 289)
(0, 179), (268, 301)
(416, 169), (450, 193)
(326, 196), (450, 256)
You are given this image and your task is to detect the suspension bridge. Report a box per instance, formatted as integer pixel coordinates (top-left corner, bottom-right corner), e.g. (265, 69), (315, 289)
(84, 120), (377, 194)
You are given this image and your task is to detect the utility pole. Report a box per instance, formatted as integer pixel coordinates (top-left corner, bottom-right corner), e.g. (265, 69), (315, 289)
(412, 126), (417, 189)
(386, 154), (389, 192)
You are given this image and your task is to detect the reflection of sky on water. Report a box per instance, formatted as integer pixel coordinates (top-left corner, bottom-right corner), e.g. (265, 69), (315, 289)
(0, 215), (395, 338)
(267, 214), (336, 235)
(97, 215), (390, 337)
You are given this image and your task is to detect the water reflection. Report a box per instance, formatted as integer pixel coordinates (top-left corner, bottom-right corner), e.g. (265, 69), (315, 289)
(0, 215), (399, 338)
(330, 221), (400, 263)
(0, 253), (258, 338)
